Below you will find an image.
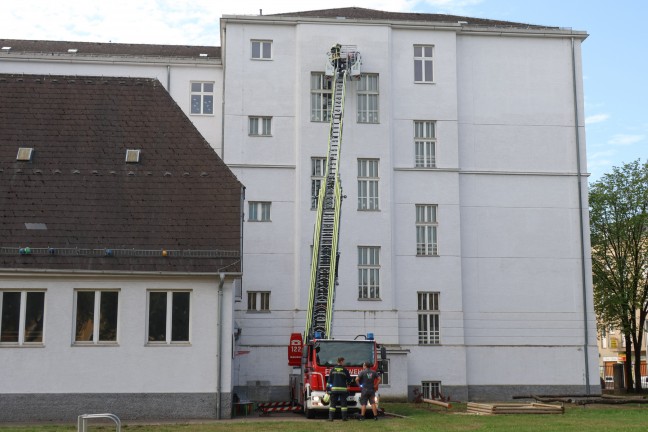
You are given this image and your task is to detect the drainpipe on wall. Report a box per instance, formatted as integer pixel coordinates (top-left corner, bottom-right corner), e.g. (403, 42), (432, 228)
(216, 272), (225, 419)
(572, 36), (591, 394)
(166, 65), (171, 92)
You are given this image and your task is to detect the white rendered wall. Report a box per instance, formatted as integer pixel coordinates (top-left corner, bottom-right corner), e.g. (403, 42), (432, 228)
(0, 273), (234, 394)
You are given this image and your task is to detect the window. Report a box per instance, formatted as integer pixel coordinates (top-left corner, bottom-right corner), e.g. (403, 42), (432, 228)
(147, 291), (190, 344)
(414, 121), (436, 168)
(190, 82), (214, 115)
(381, 359), (390, 385)
(74, 290), (118, 344)
(421, 381), (442, 399)
(248, 116), (272, 136)
(416, 204), (438, 256)
(311, 157), (326, 209)
(357, 74), (379, 123)
(358, 246), (380, 299)
(247, 291), (270, 312)
(248, 201), (271, 222)
(414, 45), (434, 83)
(418, 292), (440, 345)
(0, 291), (45, 345)
(251, 40), (272, 60)
(358, 159), (379, 210)
(310, 73), (333, 122)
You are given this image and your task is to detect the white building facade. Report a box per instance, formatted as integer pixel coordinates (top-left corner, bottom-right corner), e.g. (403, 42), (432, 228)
(220, 11), (598, 401)
(0, 7), (599, 408)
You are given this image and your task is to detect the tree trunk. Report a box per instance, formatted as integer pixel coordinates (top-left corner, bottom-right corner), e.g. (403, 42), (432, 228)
(625, 335), (633, 392)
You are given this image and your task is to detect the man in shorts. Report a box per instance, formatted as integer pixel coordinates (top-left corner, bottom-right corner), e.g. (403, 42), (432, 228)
(355, 361), (381, 420)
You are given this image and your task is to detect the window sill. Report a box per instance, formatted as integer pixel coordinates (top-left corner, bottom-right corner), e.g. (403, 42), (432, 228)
(414, 81), (436, 85)
(190, 113), (215, 116)
(247, 220), (271, 223)
(357, 209), (380, 212)
(358, 298), (381, 301)
(145, 342), (192, 347)
(251, 58), (273, 61)
(246, 310), (271, 313)
(72, 342), (119, 347)
(0, 343), (45, 348)
(248, 135), (272, 137)
(416, 254), (439, 257)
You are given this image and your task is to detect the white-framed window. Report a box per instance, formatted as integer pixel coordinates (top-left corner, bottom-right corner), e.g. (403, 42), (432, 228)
(311, 73), (333, 122)
(358, 159), (379, 210)
(414, 45), (434, 83)
(190, 82), (214, 115)
(248, 116), (272, 136)
(357, 73), (379, 123)
(0, 290), (45, 345)
(311, 157), (326, 209)
(247, 291), (270, 312)
(381, 358), (390, 385)
(418, 292), (440, 345)
(358, 246), (380, 300)
(147, 290), (190, 344)
(74, 290), (119, 344)
(416, 204), (438, 256)
(248, 201), (271, 222)
(414, 121), (436, 168)
(251, 40), (272, 60)
(421, 381), (442, 399)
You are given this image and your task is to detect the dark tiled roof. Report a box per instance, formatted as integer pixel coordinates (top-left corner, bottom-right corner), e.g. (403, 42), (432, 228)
(270, 7), (558, 29)
(0, 74), (242, 273)
(0, 39), (220, 59)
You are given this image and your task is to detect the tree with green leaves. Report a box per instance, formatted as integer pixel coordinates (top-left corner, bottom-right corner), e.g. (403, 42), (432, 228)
(590, 159), (648, 393)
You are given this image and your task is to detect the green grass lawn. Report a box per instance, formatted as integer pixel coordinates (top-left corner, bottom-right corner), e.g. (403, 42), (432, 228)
(2, 402), (648, 432)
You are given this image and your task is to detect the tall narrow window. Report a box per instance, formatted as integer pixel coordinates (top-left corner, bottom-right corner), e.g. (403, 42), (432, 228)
(247, 291), (270, 312)
(311, 73), (333, 122)
(414, 45), (434, 83)
(74, 290), (118, 344)
(418, 292), (440, 345)
(414, 121), (436, 168)
(358, 246), (380, 300)
(416, 204), (438, 256)
(357, 74), (379, 123)
(421, 381), (442, 399)
(251, 40), (272, 60)
(311, 157), (326, 209)
(248, 201), (271, 222)
(358, 159), (379, 210)
(248, 116), (272, 136)
(0, 291), (45, 345)
(381, 359), (390, 385)
(190, 82), (214, 115)
(147, 291), (190, 344)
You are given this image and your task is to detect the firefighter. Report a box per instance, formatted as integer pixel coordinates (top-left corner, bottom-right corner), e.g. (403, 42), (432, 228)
(356, 361), (381, 421)
(327, 356), (351, 421)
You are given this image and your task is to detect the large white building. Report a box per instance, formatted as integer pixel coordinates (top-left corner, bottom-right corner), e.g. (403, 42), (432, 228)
(0, 7), (598, 418)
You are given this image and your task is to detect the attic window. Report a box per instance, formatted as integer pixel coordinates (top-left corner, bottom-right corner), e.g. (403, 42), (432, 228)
(125, 149), (141, 163)
(67, 48), (78, 53)
(16, 147), (33, 161)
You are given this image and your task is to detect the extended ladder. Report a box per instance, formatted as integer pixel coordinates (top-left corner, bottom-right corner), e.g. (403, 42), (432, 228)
(304, 59), (351, 341)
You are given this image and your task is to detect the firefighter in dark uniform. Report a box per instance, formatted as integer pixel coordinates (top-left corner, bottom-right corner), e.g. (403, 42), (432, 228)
(327, 356), (351, 421)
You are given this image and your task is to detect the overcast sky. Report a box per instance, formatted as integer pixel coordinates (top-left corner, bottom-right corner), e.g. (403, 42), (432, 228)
(2, 0), (646, 183)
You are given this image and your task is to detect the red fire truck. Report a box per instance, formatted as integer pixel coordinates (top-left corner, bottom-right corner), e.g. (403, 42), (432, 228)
(286, 45), (386, 419)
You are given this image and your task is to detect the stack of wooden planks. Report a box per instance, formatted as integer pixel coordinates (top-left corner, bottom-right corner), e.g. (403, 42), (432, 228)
(467, 402), (564, 415)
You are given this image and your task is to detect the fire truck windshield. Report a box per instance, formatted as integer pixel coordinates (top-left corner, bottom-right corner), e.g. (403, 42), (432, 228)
(315, 340), (375, 366)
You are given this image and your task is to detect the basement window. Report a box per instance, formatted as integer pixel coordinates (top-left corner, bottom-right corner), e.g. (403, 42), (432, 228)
(125, 149), (141, 163)
(16, 147), (33, 161)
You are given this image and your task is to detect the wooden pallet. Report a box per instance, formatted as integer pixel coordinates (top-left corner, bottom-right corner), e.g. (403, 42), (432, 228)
(467, 402), (564, 415)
